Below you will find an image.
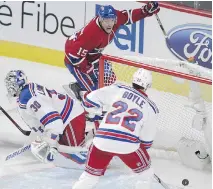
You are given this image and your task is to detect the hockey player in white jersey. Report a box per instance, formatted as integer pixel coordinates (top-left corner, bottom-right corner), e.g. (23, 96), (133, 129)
(4, 70), (86, 163)
(72, 68), (159, 189)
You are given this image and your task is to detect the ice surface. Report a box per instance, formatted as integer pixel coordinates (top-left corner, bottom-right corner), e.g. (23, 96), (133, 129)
(0, 57), (211, 189)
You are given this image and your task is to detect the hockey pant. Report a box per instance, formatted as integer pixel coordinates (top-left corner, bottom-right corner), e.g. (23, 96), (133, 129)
(72, 144), (152, 189)
(65, 61), (116, 92)
(85, 143), (151, 176)
(59, 112), (86, 147)
(65, 62), (98, 92)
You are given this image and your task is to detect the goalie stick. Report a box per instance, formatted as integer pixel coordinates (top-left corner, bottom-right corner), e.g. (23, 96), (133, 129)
(0, 106), (31, 136)
(5, 143), (87, 162)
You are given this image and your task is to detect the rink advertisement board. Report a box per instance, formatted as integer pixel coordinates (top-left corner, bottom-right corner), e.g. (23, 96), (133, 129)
(165, 23), (212, 69)
(0, 1), (212, 69)
(0, 1), (85, 50)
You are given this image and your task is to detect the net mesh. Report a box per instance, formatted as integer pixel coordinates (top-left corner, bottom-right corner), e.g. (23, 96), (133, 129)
(100, 55), (212, 154)
(103, 60), (117, 86)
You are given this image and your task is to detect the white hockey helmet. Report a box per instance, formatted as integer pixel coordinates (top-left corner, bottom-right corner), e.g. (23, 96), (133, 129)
(132, 68), (152, 91)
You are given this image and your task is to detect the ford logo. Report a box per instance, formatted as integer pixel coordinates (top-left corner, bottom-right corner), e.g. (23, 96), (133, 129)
(166, 24), (212, 69)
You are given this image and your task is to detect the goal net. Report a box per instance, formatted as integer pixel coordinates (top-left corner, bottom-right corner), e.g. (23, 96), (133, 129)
(98, 54), (212, 164)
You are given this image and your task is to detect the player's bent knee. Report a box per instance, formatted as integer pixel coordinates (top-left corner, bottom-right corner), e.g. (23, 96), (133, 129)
(72, 171), (100, 189)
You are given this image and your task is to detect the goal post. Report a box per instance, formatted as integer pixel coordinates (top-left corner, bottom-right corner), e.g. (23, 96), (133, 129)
(99, 54), (211, 87)
(98, 54), (212, 168)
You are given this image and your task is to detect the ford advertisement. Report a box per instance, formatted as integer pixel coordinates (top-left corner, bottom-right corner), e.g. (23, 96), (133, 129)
(166, 24), (212, 69)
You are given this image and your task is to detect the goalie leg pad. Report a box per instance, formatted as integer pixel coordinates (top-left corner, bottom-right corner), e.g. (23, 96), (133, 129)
(177, 138), (211, 170)
(60, 151), (87, 164)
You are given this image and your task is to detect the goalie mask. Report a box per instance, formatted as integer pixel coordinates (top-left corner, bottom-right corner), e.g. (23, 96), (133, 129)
(132, 68), (152, 91)
(4, 70), (28, 98)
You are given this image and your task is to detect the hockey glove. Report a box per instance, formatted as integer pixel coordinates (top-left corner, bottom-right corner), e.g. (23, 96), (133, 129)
(142, 1), (160, 16)
(85, 111), (106, 122)
(31, 134), (59, 163)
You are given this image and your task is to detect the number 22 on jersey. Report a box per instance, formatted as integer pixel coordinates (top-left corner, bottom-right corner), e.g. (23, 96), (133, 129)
(105, 101), (143, 132)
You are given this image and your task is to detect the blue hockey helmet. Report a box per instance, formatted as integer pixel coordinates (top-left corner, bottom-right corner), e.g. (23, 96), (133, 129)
(98, 5), (117, 19)
(4, 70), (28, 97)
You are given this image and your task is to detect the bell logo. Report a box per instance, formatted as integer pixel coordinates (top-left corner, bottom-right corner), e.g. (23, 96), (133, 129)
(96, 4), (144, 54)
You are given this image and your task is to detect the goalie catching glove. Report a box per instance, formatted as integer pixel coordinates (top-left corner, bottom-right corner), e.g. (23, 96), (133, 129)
(31, 132), (59, 163)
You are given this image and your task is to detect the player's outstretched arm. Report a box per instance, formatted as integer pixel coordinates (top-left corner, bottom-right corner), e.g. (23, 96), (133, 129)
(118, 1), (160, 25)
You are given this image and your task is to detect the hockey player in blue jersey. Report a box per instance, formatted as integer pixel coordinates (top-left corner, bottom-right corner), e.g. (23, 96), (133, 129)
(73, 68), (159, 189)
(4, 70), (87, 163)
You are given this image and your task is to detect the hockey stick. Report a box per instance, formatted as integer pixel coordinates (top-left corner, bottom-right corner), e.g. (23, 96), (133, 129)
(154, 174), (171, 189)
(0, 106), (31, 136)
(5, 144), (31, 161)
(155, 14), (168, 39)
(5, 143), (88, 162)
(0, 107), (17, 115)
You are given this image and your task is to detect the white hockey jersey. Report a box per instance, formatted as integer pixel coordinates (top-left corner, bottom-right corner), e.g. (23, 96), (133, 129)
(17, 83), (84, 137)
(83, 84), (159, 154)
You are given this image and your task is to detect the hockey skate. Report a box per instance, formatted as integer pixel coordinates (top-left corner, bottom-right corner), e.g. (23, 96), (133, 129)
(69, 82), (82, 100)
(63, 82), (83, 101)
